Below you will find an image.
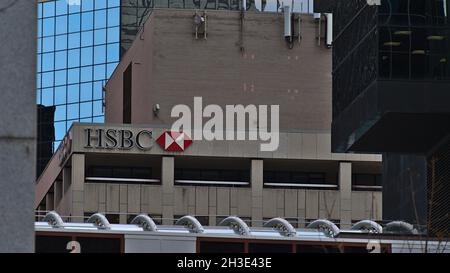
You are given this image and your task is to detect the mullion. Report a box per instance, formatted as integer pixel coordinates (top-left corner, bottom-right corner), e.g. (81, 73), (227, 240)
(52, 0), (56, 107)
(64, 1), (70, 148)
(79, 0), (83, 123)
(91, 0), (96, 122)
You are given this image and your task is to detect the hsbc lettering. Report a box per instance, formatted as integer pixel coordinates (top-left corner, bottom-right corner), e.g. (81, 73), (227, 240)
(84, 128), (153, 151)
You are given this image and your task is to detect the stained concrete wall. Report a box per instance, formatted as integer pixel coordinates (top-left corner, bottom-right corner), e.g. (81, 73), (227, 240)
(79, 181), (382, 227)
(0, 0), (37, 252)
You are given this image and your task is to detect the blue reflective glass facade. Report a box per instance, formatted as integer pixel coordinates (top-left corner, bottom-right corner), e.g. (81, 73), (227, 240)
(37, 0), (121, 151)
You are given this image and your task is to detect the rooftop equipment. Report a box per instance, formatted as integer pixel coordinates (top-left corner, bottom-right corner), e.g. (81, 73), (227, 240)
(325, 13), (333, 48)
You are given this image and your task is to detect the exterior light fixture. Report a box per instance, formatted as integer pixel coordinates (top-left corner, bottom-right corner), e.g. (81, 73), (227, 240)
(394, 30), (412, 35)
(412, 50), (426, 55)
(427, 35), (445, 41)
(383, 41), (401, 46)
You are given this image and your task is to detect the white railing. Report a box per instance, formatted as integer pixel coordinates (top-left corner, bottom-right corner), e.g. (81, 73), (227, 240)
(85, 177), (160, 183)
(175, 179), (249, 186)
(264, 182), (338, 189)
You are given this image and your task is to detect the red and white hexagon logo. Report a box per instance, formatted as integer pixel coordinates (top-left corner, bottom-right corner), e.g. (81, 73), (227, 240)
(156, 131), (192, 152)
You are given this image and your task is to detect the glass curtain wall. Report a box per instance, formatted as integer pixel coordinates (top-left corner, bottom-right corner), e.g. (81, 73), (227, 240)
(37, 0), (121, 151)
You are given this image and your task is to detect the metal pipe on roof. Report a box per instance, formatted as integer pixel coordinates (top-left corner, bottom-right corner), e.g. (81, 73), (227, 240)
(307, 219), (340, 238)
(131, 214), (158, 232)
(87, 213), (111, 230)
(219, 216), (251, 236)
(264, 218), (297, 237)
(175, 215), (204, 233)
(351, 220), (383, 233)
(43, 211), (64, 228)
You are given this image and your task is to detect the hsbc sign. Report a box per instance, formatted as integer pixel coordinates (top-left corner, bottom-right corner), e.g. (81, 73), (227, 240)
(84, 127), (192, 152)
(84, 128), (154, 151)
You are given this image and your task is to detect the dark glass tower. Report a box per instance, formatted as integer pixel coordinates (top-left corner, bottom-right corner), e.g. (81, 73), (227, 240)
(316, 0), (450, 235)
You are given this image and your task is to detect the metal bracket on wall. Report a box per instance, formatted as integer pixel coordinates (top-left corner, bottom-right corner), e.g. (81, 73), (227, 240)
(297, 15), (303, 44)
(317, 14), (322, 46)
(194, 11), (207, 40)
(239, 10), (245, 53)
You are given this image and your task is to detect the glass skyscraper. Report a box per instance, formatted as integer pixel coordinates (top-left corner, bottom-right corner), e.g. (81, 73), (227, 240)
(37, 0), (121, 151)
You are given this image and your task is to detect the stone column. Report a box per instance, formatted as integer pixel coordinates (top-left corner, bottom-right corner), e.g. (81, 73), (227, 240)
(339, 162), (352, 229)
(251, 159), (264, 227)
(161, 156), (175, 225)
(46, 192), (54, 211)
(54, 180), (63, 210)
(0, 0), (37, 252)
(71, 154), (85, 223)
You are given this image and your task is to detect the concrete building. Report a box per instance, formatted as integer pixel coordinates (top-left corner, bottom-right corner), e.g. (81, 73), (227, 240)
(0, 0), (37, 252)
(36, 8), (382, 229)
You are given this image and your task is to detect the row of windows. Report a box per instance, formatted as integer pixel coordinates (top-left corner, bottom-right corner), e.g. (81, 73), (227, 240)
(51, 101), (104, 124)
(38, 8), (120, 38)
(37, 62), (118, 89)
(379, 0), (450, 26)
(175, 168), (250, 182)
(378, 26), (450, 80)
(38, 0), (120, 18)
(38, 44), (120, 72)
(38, 99), (103, 121)
(120, 0), (313, 13)
(264, 171), (327, 185)
(38, 27), (120, 53)
(352, 174), (382, 187)
(37, 81), (105, 106)
(82, 166), (381, 189)
(53, 116), (105, 148)
(86, 167), (153, 179)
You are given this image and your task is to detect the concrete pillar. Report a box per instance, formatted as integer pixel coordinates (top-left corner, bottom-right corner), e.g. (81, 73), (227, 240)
(251, 159), (264, 227)
(45, 192), (54, 211)
(54, 180), (63, 210)
(63, 167), (71, 194)
(0, 0), (37, 252)
(71, 154), (85, 222)
(339, 162), (352, 229)
(161, 156), (174, 225)
(119, 185), (128, 224)
(58, 167), (72, 220)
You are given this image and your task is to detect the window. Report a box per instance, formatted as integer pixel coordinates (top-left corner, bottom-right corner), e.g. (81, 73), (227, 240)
(105, 214), (120, 224)
(264, 171), (333, 188)
(123, 63), (132, 123)
(175, 168), (250, 184)
(86, 166), (153, 180)
(352, 174), (382, 190)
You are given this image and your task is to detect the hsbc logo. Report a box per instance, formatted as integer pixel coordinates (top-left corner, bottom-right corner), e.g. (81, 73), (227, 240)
(156, 131), (193, 152)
